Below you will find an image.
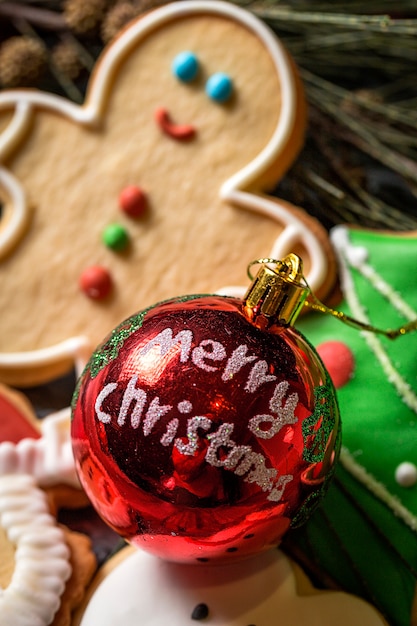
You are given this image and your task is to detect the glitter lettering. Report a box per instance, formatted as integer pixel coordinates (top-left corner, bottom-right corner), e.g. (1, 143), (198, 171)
(93, 325), (302, 504)
(222, 445), (253, 470)
(245, 360), (277, 393)
(175, 416), (212, 455)
(205, 423), (289, 499)
(95, 382), (118, 424)
(192, 339), (227, 372)
(205, 423), (236, 467)
(267, 474), (294, 502)
(221, 344), (257, 381)
(139, 327), (193, 363)
(234, 450), (277, 491)
(143, 397), (173, 436)
(161, 418), (179, 446)
(248, 381), (298, 439)
(118, 376), (147, 428)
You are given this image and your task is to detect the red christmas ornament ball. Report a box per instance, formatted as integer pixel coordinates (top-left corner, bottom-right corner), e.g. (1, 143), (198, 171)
(71, 295), (340, 563)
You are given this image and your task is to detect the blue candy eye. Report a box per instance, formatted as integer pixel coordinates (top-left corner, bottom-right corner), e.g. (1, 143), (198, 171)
(172, 51), (199, 83)
(206, 72), (233, 103)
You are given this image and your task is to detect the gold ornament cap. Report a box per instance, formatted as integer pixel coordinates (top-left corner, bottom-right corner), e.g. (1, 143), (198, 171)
(243, 254), (309, 328)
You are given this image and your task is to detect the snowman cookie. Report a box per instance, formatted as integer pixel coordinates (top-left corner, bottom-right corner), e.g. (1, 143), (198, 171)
(73, 544), (388, 625)
(0, 0), (335, 386)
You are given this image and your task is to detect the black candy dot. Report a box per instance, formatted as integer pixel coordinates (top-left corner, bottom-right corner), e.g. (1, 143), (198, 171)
(226, 547), (238, 553)
(191, 603), (209, 620)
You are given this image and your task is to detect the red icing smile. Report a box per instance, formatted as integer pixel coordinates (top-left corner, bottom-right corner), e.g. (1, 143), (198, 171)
(154, 107), (196, 141)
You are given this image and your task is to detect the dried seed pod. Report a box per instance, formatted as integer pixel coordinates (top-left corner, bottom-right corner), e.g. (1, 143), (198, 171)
(63, 0), (111, 35)
(101, 2), (139, 43)
(51, 40), (83, 80)
(0, 36), (47, 88)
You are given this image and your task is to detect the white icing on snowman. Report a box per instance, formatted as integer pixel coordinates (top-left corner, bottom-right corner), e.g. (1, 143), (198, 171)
(76, 546), (387, 626)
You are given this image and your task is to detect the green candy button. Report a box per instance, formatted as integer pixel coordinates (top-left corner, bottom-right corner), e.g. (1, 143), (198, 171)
(103, 223), (129, 251)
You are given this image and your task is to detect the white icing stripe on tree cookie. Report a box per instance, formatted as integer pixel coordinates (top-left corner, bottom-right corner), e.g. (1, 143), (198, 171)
(340, 447), (417, 532)
(0, 408), (80, 488)
(0, 474), (71, 626)
(337, 226), (417, 321)
(332, 226), (417, 414)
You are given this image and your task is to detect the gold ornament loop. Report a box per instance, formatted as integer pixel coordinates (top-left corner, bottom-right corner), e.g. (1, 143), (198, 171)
(244, 254), (309, 328)
(247, 257), (307, 286)
(246, 257), (417, 339)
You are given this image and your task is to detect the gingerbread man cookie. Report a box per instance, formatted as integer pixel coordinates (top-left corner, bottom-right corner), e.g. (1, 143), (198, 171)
(0, 0), (335, 386)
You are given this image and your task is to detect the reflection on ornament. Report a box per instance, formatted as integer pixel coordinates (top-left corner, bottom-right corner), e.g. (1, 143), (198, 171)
(71, 255), (341, 563)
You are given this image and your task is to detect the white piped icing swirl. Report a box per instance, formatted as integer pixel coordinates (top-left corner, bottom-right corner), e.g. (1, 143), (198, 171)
(0, 474), (71, 626)
(0, 408), (80, 488)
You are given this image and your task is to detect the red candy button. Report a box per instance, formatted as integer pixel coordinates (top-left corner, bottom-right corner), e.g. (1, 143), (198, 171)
(119, 185), (147, 218)
(79, 266), (112, 300)
(316, 340), (355, 389)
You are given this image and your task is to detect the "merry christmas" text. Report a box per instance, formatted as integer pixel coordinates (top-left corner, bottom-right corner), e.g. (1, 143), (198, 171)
(95, 326), (300, 502)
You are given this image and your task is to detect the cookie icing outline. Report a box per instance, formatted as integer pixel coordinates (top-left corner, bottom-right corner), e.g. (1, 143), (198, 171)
(0, 104), (31, 259)
(0, 335), (91, 375)
(0, 0), (328, 373)
(0, 474), (72, 626)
